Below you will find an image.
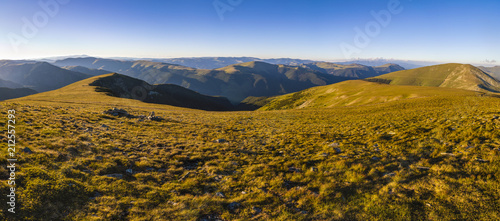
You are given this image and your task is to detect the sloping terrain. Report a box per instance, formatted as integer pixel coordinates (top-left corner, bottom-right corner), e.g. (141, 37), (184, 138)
(259, 80), (486, 110)
(478, 66), (500, 80)
(62, 66), (113, 76)
(372, 63), (500, 92)
(0, 78), (22, 88)
(54, 58), (355, 103)
(2, 84), (500, 220)
(153, 57), (316, 69)
(14, 73), (234, 111)
(0, 61), (90, 92)
(301, 62), (405, 78)
(0, 87), (38, 101)
(89, 73), (234, 111)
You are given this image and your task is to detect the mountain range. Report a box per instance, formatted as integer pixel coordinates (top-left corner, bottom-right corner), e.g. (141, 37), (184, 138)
(260, 63), (500, 110)
(372, 63), (500, 92)
(0, 61), (90, 92)
(478, 66), (500, 80)
(53, 57), (405, 103)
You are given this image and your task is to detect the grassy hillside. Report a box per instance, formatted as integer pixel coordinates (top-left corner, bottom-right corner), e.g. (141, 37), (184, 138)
(54, 58), (355, 103)
(89, 73), (234, 111)
(372, 63), (500, 92)
(12, 73), (233, 112)
(259, 80), (492, 110)
(1, 87), (500, 220)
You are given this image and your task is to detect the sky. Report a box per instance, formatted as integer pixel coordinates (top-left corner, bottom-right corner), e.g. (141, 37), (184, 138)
(0, 0), (498, 65)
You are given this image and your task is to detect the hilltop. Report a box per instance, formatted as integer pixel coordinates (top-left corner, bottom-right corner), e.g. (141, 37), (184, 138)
(53, 58), (356, 103)
(3, 76), (500, 220)
(371, 63), (500, 92)
(14, 73), (234, 111)
(259, 80), (485, 110)
(0, 61), (90, 92)
(260, 63), (500, 110)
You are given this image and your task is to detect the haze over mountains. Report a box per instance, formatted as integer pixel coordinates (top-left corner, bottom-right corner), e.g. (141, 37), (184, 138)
(0, 61), (90, 92)
(52, 57), (408, 103)
(90, 73), (234, 111)
(372, 64), (500, 93)
(2, 56), (499, 108)
(261, 63), (500, 110)
(478, 66), (500, 81)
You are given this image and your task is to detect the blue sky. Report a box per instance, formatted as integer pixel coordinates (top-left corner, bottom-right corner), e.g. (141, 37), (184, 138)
(0, 0), (498, 65)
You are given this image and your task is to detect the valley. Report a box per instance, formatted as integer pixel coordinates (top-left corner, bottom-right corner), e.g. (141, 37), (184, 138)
(1, 62), (500, 220)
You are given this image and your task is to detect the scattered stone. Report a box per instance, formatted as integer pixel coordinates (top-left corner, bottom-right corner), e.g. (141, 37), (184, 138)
(146, 167), (155, 172)
(373, 143), (379, 147)
(476, 158), (489, 163)
(104, 174), (123, 179)
(215, 192), (225, 198)
(22, 147), (33, 154)
(147, 112), (164, 121)
(383, 172), (396, 178)
(310, 167), (318, 172)
(334, 148), (342, 154)
(241, 191), (247, 195)
(103, 108), (131, 117)
(228, 202), (241, 211)
(126, 169), (133, 174)
(440, 152), (456, 157)
(371, 156), (380, 161)
(329, 142), (340, 147)
(320, 152), (329, 157)
(416, 166), (430, 171)
(214, 139), (227, 143)
(465, 146), (475, 150)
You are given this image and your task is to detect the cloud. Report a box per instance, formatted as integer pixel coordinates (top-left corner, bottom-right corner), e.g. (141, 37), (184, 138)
(483, 59), (497, 63)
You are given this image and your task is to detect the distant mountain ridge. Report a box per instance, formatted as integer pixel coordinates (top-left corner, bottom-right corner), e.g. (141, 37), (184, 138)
(478, 66), (500, 81)
(53, 57), (406, 103)
(54, 58), (357, 103)
(0, 87), (38, 101)
(372, 63), (500, 93)
(0, 61), (90, 92)
(260, 63), (500, 110)
(300, 62), (405, 78)
(89, 73), (234, 111)
(153, 57), (316, 69)
(0, 78), (23, 88)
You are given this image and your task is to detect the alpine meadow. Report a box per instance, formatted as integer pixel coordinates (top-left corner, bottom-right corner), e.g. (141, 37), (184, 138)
(1, 0), (500, 220)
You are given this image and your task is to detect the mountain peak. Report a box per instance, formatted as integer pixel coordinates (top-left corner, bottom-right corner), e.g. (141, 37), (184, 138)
(372, 63), (500, 92)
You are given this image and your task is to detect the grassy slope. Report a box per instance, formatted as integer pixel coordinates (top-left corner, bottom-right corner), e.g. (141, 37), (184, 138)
(373, 63), (500, 92)
(1, 73), (500, 220)
(10, 73), (190, 111)
(259, 80), (484, 110)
